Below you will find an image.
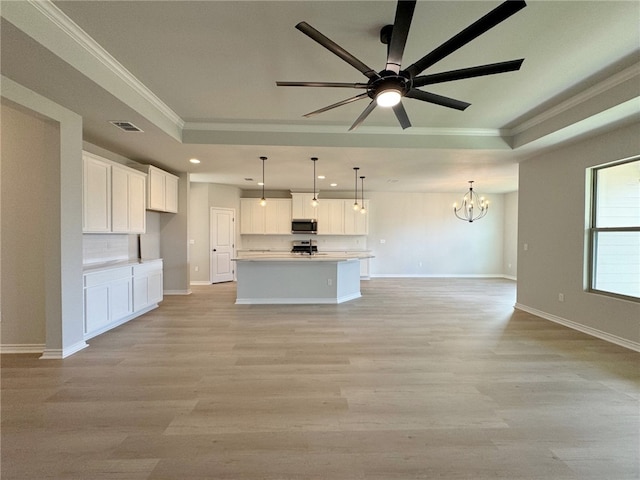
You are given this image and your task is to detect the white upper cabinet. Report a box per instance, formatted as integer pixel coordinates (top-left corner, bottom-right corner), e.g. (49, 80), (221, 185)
(317, 199), (345, 235)
(240, 198), (292, 234)
(344, 199), (369, 235)
(291, 193), (318, 220)
(83, 154), (111, 233)
(265, 199), (292, 234)
(111, 164), (146, 233)
(82, 152), (147, 234)
(145, 165), (179, 213)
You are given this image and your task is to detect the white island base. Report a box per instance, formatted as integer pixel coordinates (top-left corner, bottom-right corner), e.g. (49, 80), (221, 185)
(234, 257), (362, 304)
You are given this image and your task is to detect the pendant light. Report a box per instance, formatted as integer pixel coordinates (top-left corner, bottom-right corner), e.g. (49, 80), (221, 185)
(453, 180), (489, 222)
(359, 175), (366, 214)
(353, 167), (360, 211)
(311, 157), (319, 207)
(259, 156), (267, 206)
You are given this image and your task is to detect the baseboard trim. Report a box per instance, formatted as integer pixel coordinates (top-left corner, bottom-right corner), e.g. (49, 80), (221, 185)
(164, 289), (192, 295)
(371, 274), (513, 279)
(190, 281), (211, 286)
(40, 340), (89, 359)
(514, 303), (640, 352)
(236, 293), (361, 305)
(0, 344), (46, 354)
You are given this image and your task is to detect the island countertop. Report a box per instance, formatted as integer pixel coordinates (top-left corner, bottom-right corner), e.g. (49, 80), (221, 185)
(233, 252), (373, 262)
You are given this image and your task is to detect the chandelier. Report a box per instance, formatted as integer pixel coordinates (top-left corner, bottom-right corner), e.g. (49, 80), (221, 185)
(453, 181), (488, 222)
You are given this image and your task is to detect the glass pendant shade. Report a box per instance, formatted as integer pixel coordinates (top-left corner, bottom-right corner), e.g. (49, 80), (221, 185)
(353, 167), (360, 210)
(360, 176), (366, 214)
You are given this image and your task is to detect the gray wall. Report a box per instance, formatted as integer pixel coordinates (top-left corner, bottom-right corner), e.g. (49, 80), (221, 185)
(189, 182), (241, 283)
(1, 102), (58, 346)
(503, 191), (519, 279)
(517, 122), (640, 346)
(1, 79), (86, 357)
(368, 191), (507, 276)
(160, 173), (190, 293)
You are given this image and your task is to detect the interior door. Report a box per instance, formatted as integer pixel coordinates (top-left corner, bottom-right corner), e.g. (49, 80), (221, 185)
(210, 207), (235, 283)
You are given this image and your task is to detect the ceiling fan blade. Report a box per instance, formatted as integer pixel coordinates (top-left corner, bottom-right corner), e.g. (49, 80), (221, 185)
(413, 59), (524, 87)
(296, 22), (379, 79)
(406, 89), (470, 111)
(276, 81), (368, 89)
(303, 93), (370, 118)
(386, 0), (417, 73)
(348, 100), (377, 131)
(405, 0), (526, 77)
(392, 101), (412, 129)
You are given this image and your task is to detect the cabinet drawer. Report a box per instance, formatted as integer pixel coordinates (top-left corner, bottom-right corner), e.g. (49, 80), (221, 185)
(84, 266), (132, 287)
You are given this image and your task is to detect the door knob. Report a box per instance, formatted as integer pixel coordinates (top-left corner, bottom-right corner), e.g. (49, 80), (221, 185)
(212, 249), (217, 252)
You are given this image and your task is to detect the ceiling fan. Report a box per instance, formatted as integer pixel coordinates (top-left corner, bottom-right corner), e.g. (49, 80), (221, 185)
(277, 0), (526, 131)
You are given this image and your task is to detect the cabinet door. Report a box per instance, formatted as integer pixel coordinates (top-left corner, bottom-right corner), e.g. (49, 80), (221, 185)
(111, 166), (129, 233)
(83, 156), (111, 232)
(265, 199), (292, 234)
(291, 194), (317, 220)
(85, 284), (109, 334)
(164, 174), (178, 213)
(128, 172), (146, 233)
(133, 275), (149, 312)
(344, 200), (369, 235)
(109, 277), (133, 321)
(318, 199), (344, 234)
(240, 198), (265, 234)
(147, 270), (163, 305)
(148, 168), (166, 211)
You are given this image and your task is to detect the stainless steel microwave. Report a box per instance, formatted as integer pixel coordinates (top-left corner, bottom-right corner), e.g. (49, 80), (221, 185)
(291, 219), (317, 234)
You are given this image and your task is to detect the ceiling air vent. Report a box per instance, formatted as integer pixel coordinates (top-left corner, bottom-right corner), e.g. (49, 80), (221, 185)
(109, 121), (143, 132)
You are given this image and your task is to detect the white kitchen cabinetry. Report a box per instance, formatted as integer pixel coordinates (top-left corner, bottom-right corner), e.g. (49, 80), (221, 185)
(240, 198), (266, 234)
(241, 198), (292, 234)
(111, 164), (146, 233)
(291, 193), (318, 220)
(83, 259), (163, 339)
(133, 260), (163, 311)
(84, 266), (133, 336)
(344, 200), (369, 235)
(83, 152), (147, 234)
(83, 154), (111, 233)
(145, 165), (179, 213)
(265, 199), (292, 234)
(317, 199), (345, 235)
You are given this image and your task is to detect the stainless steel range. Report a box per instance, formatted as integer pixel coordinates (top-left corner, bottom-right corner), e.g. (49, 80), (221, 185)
(291, 240), (318, 255)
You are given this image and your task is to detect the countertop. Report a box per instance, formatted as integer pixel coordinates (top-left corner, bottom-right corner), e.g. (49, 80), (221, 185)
(233, 252), (373, 262)
(83, 258), (162, 273)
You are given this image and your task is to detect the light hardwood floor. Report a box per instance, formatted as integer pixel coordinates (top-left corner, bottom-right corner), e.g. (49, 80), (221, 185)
(2, 278), (639, 479)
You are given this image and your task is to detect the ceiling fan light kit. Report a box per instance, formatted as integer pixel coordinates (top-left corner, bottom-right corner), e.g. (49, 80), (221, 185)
(277, 0), (526, 130)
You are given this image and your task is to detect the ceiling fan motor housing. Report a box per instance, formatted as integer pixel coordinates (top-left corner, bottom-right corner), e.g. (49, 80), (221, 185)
(368, 72), (411, 100)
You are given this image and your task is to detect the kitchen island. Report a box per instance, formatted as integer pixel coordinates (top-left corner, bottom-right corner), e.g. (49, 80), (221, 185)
(233, 253), (371, 304)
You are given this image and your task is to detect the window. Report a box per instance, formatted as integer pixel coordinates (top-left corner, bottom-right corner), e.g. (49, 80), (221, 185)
(588, 158), (640, 301)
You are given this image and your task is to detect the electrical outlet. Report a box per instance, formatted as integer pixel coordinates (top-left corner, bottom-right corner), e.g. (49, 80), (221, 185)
(327, 278), (332, 286)
(195, 266), (199, 272)
(380, 239), (386, 244)
(558, 293), (564, 302)
(524, 243), (528, 251)
(419, 262), (422, 267)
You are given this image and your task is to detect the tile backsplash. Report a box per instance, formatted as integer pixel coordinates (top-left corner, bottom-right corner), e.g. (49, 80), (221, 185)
(83, 234), (138, 264)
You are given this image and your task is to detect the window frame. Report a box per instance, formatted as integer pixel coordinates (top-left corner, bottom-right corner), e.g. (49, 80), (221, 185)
(587, 157), (640, 302)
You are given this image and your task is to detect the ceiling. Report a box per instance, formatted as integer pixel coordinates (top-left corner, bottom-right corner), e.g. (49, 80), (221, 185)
(1, 1), (638, 194)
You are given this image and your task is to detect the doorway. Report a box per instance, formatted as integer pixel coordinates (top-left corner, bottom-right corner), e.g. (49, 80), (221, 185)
(210, 207), (235, 283)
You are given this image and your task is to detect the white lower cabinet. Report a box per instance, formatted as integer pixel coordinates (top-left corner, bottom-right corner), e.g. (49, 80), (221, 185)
(133, 261), (164, 311)
(83, 260), (163, 339)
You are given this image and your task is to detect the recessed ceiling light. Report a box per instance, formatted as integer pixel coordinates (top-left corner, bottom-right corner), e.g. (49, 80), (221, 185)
(330, 183), (338, 187)
(258, 182), (264, 186)
(318, 175), (326, 180)
(189, 158), (201, 164)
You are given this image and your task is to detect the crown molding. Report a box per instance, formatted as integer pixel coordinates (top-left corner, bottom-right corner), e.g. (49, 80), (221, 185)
(23, 0), (184, 130)
(509, 62), (640, 136)
(183, 121), (506, 138)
